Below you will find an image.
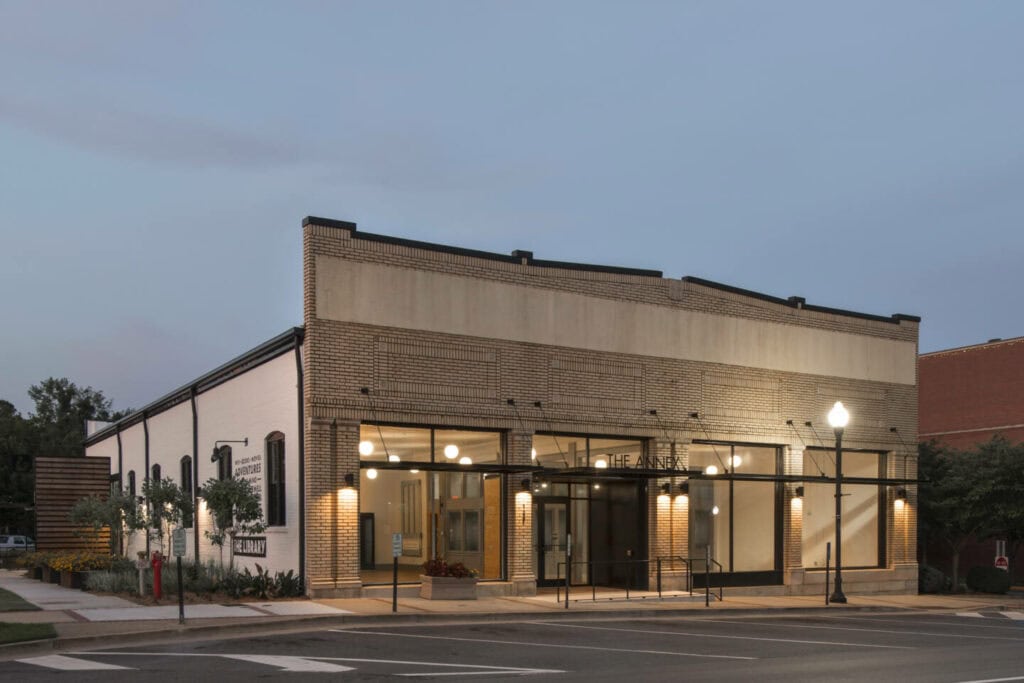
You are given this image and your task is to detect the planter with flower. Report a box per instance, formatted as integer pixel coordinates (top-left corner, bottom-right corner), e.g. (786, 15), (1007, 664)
(49, 552), (113, 589)
(419, 559), (479, 600)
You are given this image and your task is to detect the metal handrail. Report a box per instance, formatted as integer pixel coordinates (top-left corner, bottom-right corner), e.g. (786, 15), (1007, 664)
(554, 555), (723, 607)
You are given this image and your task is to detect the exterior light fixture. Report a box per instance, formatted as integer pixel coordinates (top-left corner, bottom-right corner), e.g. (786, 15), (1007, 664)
(593, 483), (601, 490)
(358, 440), (374, 457)
(410, 469), (419, 474)
(895, 487), (908, 510)
(731, 455), (742, 468)
(388, 454), (400, 462)
(678, 481), (690, 498)
(659, 483), (671, 499)
(531, 448), (537, 461)
(458, 456), (472, 465)
(705, 465), (719, 475)
(828, 400), (849, 604)
(366, 468), (378, 480)
(594, 458), (608, 469)
(712, 505), (720, 516)
(795, 485), (805, 498)
(444, 444), (459, 460)
(521, 478), (531, 492)
(343, 473), (355, 488)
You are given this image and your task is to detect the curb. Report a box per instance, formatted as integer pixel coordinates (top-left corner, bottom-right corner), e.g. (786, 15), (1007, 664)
(1, 602), (921, 660)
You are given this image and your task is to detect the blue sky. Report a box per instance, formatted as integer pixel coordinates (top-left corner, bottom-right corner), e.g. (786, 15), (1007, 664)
(2, 1), (1022, 415)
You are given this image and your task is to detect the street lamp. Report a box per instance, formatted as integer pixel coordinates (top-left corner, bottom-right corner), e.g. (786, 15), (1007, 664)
(828, 401), (849, 604)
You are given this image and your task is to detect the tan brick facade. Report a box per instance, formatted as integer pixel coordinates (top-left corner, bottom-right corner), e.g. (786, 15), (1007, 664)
(301, 217), (919, 598)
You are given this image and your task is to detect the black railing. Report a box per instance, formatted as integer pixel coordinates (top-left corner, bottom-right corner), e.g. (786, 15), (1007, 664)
(555, 553), (723, 608)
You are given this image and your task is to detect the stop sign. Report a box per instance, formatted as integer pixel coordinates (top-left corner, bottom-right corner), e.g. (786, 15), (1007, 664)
(995, 556), (1009, 571)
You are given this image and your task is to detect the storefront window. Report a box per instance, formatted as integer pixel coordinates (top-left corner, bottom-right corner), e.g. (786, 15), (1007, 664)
(801, 449), (882, 569)
(532, 434), (643, 469)
(689, 443), (779, 573)
(358, 425), (504, 584)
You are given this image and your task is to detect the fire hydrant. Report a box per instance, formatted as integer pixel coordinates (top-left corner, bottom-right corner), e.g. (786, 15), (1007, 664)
(151, 551), (163, 601)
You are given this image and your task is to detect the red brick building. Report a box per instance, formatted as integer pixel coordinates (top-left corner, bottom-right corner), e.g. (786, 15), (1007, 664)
(918, 336), (1024, 583)
(919, 337), (1024, 449)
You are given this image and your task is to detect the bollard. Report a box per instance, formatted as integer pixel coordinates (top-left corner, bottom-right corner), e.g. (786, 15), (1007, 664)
(151, 551), (163, 601)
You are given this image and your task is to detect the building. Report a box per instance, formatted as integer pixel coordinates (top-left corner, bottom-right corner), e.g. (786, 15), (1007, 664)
(86, 216), (920, 598)
(918, 336), (1024, 580)
(919, 337), (1024, 449)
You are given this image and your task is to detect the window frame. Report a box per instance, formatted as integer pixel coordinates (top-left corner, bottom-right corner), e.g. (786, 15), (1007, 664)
(265, 432), (286, 527)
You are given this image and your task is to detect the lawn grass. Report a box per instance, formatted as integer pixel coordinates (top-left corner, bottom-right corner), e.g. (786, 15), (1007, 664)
(0, 586), (38, 612)
(0, 622), (56, 644)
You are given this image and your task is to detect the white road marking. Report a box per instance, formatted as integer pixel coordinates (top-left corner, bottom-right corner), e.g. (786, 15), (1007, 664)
(527, 621), (912, 649)
(17, 654), (132, 671)
(1000, 612), (1024, 620)
(954, 677), (1024, 683)
(222, 654), (354, 672)
(333, 628), (755, 660)
(787, 613), (1024, 633)
(667, 617), (1024, 642)
(68, 650), (563, 677)
(957, 612), (988, 618)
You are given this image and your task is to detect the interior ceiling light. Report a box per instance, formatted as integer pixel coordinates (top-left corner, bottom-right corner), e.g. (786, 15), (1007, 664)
(731, 455), (742, 468)
(594, 458), (608, 469)
(444, 444), (459, 460)
(358, 440), (374, 457)
(409, 469), (420, 474)
(531, 448), (537, 460)
(459, 456), (472, 465)
(366, 468), (378, 480)
(388, 454), (400, 462)
(712, 505), (720, 515)
(706, 465), (719, 475)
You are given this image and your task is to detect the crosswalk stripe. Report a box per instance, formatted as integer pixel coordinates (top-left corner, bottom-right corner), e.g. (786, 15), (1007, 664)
(223, 655), (354, 672)
(999, 612), (1024, 620)
(17, 655), (132, 671)
(956, 612), (986, 618)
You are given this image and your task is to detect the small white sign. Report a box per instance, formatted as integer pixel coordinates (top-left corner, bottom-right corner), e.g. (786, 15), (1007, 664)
(995, 555), (1009, 571)
(172, 527), (187, 557)
(392, 533), (403, 558)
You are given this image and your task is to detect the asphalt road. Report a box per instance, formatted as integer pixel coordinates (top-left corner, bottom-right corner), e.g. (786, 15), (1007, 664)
(8, 609), (1024, 681)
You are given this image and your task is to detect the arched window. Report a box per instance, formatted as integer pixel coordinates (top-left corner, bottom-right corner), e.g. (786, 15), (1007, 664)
(127, 470), (136, 498)
(180, 455), (193, 527)
(214, 445), (232, 481)
(151, 464), (161, 481)
(266, 432), (286, 527)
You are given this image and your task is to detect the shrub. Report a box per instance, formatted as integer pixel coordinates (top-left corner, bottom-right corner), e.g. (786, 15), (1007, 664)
(421, 559), (478, 578)
(273, 570), (304, 598)
(919, 564), (951, 594)
(966, 566), (1011, 594)
(243, 563), (273, 600)
(48, 552), (113, 572)
(85, 570), (138, 594)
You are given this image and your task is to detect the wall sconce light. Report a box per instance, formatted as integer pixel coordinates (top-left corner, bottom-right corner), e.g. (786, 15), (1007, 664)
(895, 487), (907, 500)
(795, 486), (805, 498)
(679, 481), (689, 497)
(366, 468), (378, 480)
(660, 483), (671, 495)
(521, 478), (531, 492)
(211, 438), (248, 462)
(343, 473), (355, 488)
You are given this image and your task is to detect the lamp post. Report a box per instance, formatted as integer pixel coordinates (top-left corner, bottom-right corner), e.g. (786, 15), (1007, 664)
(828, 401), (849, 604)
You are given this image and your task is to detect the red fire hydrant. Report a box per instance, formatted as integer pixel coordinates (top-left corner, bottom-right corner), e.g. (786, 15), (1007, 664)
(151, 551), (163, 601)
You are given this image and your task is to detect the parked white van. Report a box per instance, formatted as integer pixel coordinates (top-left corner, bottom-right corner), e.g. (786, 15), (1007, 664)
(0, 535), (35, 552)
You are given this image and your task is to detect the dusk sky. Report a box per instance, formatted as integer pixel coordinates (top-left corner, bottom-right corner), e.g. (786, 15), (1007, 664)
(2, 1), (1022, 416)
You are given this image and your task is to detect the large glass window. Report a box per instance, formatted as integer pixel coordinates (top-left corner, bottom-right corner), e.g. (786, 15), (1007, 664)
(180, 456), (193, 527)
(801, 449), (882, 569)
(358, 425), (504, 585)
(266, 432), (286, 527)
(532, 434), (643, 469)
(688, 443), (779, 573)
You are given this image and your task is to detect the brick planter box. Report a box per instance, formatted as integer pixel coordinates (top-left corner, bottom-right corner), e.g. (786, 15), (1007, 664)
(419, 575), (478, 600)
(42, 566), (61, 584)
(60, 570), (85, 590)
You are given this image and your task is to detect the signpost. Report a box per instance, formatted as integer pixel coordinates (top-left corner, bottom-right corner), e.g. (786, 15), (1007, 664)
(392, 533), (402, 613)
(172, 527), (187, 624)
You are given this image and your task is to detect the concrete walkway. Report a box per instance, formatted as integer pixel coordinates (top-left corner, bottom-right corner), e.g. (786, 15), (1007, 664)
(3, 568), (1024, 658)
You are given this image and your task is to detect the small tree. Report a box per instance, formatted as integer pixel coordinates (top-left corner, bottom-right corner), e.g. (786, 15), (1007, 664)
(198, 477), (265, 568)
(141, 477), (194, 557)
(69, 487), (144, 556)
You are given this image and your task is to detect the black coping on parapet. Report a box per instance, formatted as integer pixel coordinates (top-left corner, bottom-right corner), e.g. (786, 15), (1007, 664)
(85, 327), (305, 446)
(682, 276), (920, 325)
(302, 216), (664, 278)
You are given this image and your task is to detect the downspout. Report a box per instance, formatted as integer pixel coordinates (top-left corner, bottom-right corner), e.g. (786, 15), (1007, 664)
(116, 426), (124, 557)
(191, 387), (200, 565)
(143, 411), (150, 555)
(294, 333), (306, 582)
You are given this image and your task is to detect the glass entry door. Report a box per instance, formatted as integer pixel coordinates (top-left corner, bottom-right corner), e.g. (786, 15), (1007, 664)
(536, 499), (569, 587)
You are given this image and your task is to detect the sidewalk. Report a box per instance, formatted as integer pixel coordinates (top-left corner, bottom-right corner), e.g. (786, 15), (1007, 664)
(3, 569), (1022, 657)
